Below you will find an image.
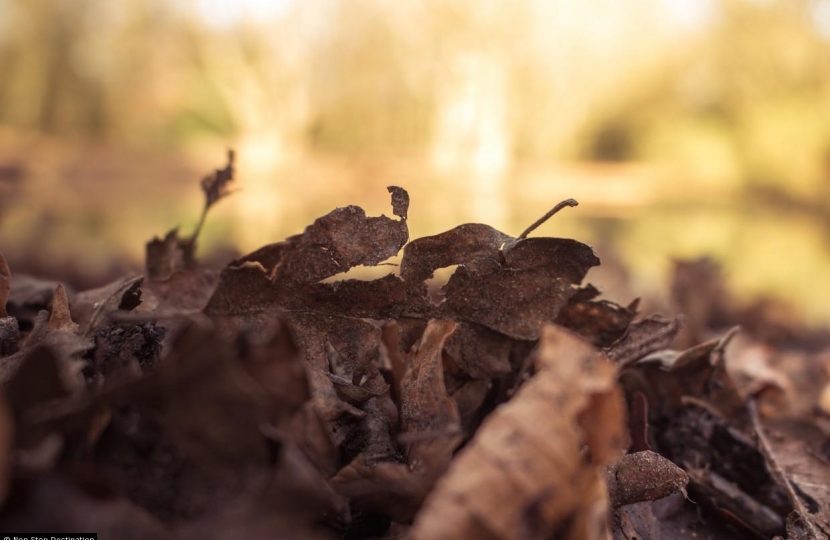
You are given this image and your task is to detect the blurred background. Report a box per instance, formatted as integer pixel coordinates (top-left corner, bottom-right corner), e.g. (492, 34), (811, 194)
(1, 0), (830, 322)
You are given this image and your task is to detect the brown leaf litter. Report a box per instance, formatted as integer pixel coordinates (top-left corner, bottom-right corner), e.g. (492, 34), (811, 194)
(1, 153), (829, 539)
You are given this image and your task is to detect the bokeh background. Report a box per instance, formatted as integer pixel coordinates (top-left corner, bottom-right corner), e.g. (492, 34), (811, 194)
(1, 0), (830, 322)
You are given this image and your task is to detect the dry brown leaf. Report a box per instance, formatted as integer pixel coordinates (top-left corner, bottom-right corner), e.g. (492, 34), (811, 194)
(622, 331), (794, 538)
(146, 152), (237, 280)
(48, 284), (79, 334)
(276, 188), (408, 285)
(409, 325), (626, 540)
(555, 286), (637, 348)
(400, 223), (513, 284)
(605, 451), (688, 508)
(751, 409), (830, 540)
(79, 276), (144, 336)
(604, 314), (683, 367)
(440, 237), (600, 340)
(200, 149), (236, 211)
(146, 228), (182, 281)
(4, 274), (68, 330)
(73, 275), (145, 327)
(443, 321), (512, 379)
(400, 319), (460, 473)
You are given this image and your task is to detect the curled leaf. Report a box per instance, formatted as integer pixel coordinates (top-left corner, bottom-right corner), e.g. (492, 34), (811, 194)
(400, 319), (460, 473)
(605, 314), (683, 367)
(400, 224), (512, 284)
(276, 188), (409, 284)
(410, 326), (626, 540)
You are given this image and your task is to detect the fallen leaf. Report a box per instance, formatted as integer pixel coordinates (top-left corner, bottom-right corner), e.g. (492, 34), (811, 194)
(48, 284), (79, 334)
(605, 451), (688, 508)
(751, 406), (830, 540)
(604, 314), (683, 367)
(409, 325), (626, 540)
(400, 319), (461, 473)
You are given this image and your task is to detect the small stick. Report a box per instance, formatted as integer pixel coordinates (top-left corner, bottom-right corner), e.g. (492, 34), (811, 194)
(518, 198), (578, 239)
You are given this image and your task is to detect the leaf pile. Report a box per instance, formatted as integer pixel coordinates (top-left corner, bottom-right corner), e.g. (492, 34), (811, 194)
(1, 156), (830, 539)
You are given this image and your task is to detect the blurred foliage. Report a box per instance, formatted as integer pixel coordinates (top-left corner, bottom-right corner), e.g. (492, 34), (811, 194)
(1, 0), (830, 321)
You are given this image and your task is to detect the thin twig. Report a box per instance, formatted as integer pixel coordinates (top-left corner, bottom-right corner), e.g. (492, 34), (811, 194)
(518, 198), (578, 239)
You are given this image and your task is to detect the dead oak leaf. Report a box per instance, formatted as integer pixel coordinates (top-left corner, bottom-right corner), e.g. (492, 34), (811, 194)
(400, 223), (513, 284)
(440, 236), (599, 341)
(409, 325), (626, 540)
(276, 188), (408, 285)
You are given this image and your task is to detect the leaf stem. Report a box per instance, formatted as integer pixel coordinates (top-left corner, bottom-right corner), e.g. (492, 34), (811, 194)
(518, 198), (578, 239)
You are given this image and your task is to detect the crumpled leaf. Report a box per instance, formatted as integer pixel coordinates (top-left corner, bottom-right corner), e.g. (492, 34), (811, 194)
(5, 274), (69, 330)
(146, 229), (182, 281)
(555, 285), (638, 348)
(443, 321), (512, 379)
(80, 320), (345, 534)
(79, 276), (144, 336)
(200, 149), (236, 210)
(330, 319), (461, 524)
(206, 187), (411, 317)
(287, 312), (385, 420)
(622, 331), (793, 538)
(73, 276), (144, 326)
(751, 409), (830, 540)
(146, 151), (236, 280)
(276, 188), (408, 285)
(400, 319), (461, 473)
(442, 237), (600, 340)
(605, 314), (683, 367)
(400, 224), (512, 284)
(410, 325), (626, 540)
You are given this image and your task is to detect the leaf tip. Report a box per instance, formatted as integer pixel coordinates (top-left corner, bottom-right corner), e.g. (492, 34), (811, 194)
(387, 186), (409, 220)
